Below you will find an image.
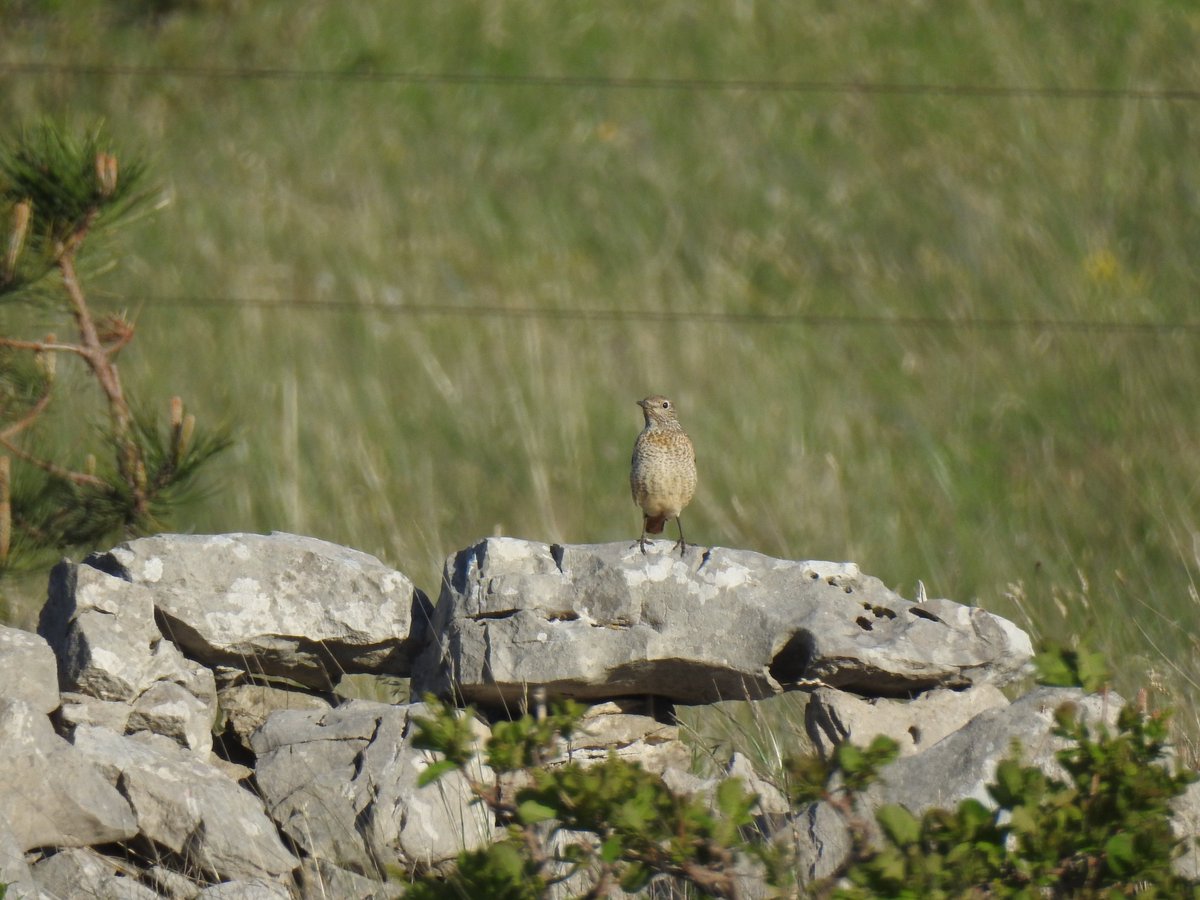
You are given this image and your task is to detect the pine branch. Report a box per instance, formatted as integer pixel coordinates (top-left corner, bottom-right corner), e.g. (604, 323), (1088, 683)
(0, 432), (107, 489)
(0, 456), (10, 565)
(0, 336), (89, 357)
(58, 247), (148, 514)
(0, 122), (229, 569)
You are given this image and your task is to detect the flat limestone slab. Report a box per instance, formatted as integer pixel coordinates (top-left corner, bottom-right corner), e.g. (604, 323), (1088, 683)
(412, 538), (1032, 707)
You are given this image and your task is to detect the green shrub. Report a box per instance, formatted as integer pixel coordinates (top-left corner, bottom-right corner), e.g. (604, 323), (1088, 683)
(410, 687), (1199, 898)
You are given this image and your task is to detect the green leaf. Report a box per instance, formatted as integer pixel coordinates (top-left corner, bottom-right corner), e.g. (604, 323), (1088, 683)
(876, 803), (920, 847)
(1074, 648), (1110, 693)
(416, 759), (460, 788)
(599, 835), (623, 863)
(516, 799), (557, 825)
(1007, 805), (1038, 836)
(873, 847), (908, 883)
(1033, 645), (1077, 687)
(835, 742), (866, 775)
(990, 758), (1026, 808)
(619, 862), (652, 894)
(1103, 832), (1136, 876)
(955, 798), (992, 832)
(715, 776), (754, 823)
(1033, 643), (1109, 692)
(783, 753), (830, 804)
(486, 841), (529, 881)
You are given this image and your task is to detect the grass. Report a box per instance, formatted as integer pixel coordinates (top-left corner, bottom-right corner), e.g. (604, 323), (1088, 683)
(2, 1), (1200, 744)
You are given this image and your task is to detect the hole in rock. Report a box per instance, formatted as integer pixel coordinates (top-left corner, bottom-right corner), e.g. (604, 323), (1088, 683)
(470, 609), (519, 621)
(908, 725), (921, 745)
(855, 616), (873, 631)
(769, 631), (815, 685)
(908, 606), (942, 622)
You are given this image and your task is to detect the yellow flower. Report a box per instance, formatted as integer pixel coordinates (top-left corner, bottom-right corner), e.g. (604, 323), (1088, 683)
(1083, 249), (1119, 284)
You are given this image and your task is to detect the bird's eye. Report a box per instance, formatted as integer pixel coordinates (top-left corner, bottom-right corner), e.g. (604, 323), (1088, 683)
(661, 400), (670, 409)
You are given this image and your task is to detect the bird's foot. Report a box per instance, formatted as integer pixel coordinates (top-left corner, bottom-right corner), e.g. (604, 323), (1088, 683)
(672, 538), (688, 557)
(632, 537), (651, 554)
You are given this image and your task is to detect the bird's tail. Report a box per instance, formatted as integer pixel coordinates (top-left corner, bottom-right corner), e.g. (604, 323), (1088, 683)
(644, 514), (667, 535)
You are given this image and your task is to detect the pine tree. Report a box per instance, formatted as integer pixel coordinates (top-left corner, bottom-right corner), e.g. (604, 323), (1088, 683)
(0, 122), (229, 578)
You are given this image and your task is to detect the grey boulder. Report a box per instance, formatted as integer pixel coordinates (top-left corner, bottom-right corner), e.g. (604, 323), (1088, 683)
(94, 532), (432, 691)
(786, 687), (1128, 885)
(805, 684), (1011, 758)
(414, 538), (1032, 707)
(30, 847), (160, 900)
(0, 818), (38, 900)
(251, 700), (495, 877)
(38, 561), (218, 755)
(0, 699), (136, 853)
(0, 625), (59, 715)
(71, 725), (297, 884)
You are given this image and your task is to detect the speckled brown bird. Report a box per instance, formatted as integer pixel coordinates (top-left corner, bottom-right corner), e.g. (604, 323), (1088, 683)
(630, 395), (697, 555)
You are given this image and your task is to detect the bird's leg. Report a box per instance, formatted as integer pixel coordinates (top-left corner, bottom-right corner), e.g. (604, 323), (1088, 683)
(633, 516), (651, 553)
(672, 517), (688, 556)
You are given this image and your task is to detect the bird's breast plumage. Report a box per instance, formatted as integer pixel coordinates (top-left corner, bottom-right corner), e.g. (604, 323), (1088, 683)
(630, 423), (697, 518)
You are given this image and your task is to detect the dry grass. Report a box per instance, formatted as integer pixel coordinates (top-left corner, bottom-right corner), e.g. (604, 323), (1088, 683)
(1, 1), (1199, 739)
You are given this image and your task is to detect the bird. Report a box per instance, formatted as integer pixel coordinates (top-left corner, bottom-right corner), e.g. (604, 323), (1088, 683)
(630, 395), (697, 556)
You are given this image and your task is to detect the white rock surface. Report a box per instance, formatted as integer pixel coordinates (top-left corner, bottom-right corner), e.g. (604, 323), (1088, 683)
(0, 699), (136, 853)
(414, 538), (1033, 707)
(71, 725), (297, 884)
(92, 532), (432, 691)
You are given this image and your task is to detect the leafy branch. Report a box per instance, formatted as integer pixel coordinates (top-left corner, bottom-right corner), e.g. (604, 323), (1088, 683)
(406, 649), (1199, 899)
(410, 697), (770, 899)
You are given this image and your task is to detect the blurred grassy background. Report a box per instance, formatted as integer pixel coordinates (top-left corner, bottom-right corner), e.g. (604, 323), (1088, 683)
(2, 1), (1199, 741)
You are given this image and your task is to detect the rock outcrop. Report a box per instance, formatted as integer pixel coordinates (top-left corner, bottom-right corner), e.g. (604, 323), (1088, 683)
(0, 531), (1190, 898)
(413, 538), (1032, 707)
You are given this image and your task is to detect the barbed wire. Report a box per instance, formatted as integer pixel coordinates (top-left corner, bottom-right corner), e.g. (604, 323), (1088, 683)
(125, 294), (1200, 335)
(3, 61), (1197, 102)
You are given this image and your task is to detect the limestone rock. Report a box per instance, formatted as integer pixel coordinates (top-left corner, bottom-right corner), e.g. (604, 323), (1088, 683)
(413, 539), (1032, 707)
(871, 687), (1121, 813)
(1173, 779), (1200, 881)
(0, 699), (136, 853)
(30, 847), (160, 900)
(0, 625), (59, 715)
(38, 561), (217, 755)
(71, 725), (297, 884)
(727, 752), (791, 816)
(126, 678), (216, 755)
(782, 687), (1126, 885)
(297, 858), (405, 900)
(0, 817), (38, 900)
(783, 799), (854, 887)
(92, 532), (432, 691)
(195, 882), (293, 899)
(145, 863), (205, 899)
(59, 692), (133, 736)
(216, 682), (333, 754)
(39, 560), (162, 701)
(251, 700), (495, 878)
(561, 701), (693, 773)
(805, 684), (1010, 758)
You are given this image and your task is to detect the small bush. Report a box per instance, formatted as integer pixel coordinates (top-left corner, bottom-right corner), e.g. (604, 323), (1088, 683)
(410, 685), (1199, 898)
